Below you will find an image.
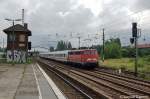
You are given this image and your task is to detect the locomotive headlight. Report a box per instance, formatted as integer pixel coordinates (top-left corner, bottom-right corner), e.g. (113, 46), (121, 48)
(87, 58), (92, 61)
(87, 58), (97, 61)
(92, 58), (97, 61)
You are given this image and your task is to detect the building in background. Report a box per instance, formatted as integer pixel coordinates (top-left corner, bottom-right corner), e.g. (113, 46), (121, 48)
(3, 23), (31, 63)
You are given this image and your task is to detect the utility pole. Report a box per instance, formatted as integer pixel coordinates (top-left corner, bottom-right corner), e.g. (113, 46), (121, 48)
(76, 33), (81, 49)
(22, 9), (28, 62)
(78, 36), (80, 49)
(84, 38), (92, 49)
(12, 20), (15, 63)
(102, 28), (105, 62)
(131, 22), (141, 77)
(3, 38), (4, 53)
(22, 9), (24, 25)
(134, 37), (138, 76)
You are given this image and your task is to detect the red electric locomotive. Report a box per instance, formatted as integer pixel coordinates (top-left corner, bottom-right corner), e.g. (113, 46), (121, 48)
(68, 49), (99, 68)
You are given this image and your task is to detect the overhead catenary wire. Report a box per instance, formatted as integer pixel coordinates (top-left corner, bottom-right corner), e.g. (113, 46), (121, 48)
(37, 8), (150, 48)
(99, 9), (148, 28)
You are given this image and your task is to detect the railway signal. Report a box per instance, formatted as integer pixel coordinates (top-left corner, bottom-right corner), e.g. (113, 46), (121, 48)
(131, 22), (141, 77)
(102, 28), (105, 62)
(130, 38), (134, 44)
(132, 23), (137, 37)
(28, 42), (31, 50)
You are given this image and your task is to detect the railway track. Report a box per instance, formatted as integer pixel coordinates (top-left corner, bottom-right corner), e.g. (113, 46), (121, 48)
(78, 70), (150, 95)
(38, 59), (96, 99)
(95, 68), (150, 85)
(38, 58), (150, 99)
(94, 69), (150, 89)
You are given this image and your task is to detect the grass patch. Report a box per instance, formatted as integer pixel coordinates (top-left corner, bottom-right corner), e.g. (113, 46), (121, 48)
(101, 57), (150, 80)
(101, 58), (134, 71)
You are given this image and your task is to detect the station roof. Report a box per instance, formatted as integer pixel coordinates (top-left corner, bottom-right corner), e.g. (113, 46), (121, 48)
(3, 24), (31, 36)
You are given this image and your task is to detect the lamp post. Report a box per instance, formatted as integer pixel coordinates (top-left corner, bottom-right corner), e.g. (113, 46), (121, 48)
(5, 18), (22, 64)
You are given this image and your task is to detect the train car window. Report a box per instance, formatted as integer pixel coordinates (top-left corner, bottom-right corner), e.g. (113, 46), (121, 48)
(60, 54), (62, 57)
(84, 51), (87, 54)
(72, 52), (75, 55)
(75, 51), (82, 55)
(74, 52), (77, 55)
(80, 51), (84, 54)
(69, 52), (73, 55)
(76, 51), (79, 55)
(84, 51), (90, 55)
(79, 52), (81, 54)
(79, 51), (81, 54)
(71, 52), (74, 54)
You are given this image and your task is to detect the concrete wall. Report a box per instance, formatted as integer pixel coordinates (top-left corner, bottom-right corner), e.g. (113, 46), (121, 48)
(7, 50), (26, 63)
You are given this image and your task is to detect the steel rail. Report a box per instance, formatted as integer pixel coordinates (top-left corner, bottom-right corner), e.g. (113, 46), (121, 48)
(78, 70), (150, 96)
(38, 60), (93, 99)
(95, 68), (150, 87)
(40, 59), (132, 97)
(38, 58), (150, 99)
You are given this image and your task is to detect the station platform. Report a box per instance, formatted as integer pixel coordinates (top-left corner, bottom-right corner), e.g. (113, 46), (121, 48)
(0, 63), (66, 99)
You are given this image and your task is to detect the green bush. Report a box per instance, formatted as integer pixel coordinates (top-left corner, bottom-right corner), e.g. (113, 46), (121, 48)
(129, 58), (134, 62)
(146, 56), (150, 61)
(121, 47), (135, 58)
(2, 54), (6, 58)
(138, 62), (144, 68)
(105, 38), (121, 59)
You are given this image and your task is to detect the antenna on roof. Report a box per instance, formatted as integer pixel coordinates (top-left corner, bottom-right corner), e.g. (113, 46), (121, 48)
(22, 9), (24, 25)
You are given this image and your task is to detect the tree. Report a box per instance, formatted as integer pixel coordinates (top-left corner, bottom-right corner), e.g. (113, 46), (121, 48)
(67, 42), (72, 50)
(121, 46), (134, 57)
(91, 45), (102, 55)
(49, 46), (54, 52)
(105, 38), (122, 59)
(56, 41), (60, 51)
(56, 40), (72, 51)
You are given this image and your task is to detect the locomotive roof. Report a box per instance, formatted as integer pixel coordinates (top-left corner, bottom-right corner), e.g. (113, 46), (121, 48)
(48, 50), (69, 54)
(69, 49), (97, 52)
(40, 49), (97, 55)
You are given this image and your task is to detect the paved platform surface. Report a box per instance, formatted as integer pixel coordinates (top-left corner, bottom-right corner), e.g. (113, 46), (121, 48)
(0, 63), (66, 99)
(0, 64), (25, 99)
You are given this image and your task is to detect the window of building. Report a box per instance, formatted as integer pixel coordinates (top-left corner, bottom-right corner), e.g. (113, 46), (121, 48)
(19, 35), (25, 42)
(8, 34), (16, 42)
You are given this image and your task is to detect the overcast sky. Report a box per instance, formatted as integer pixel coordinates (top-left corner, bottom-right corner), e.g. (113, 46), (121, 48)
(0, 0), (150, 51)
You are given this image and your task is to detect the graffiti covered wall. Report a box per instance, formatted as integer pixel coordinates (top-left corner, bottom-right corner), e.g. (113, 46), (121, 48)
(7, 50), (26, 63)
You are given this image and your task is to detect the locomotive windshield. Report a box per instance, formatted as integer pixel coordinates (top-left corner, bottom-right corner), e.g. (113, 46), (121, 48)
(68, 50), (97, 55)
(84, 50), (97, 55)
